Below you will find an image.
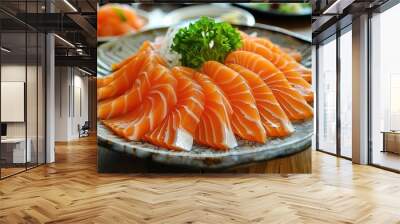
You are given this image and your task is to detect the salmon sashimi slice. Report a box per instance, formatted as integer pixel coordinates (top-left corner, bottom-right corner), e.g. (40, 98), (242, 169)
(98, 51), (146, 101)
(225, 51), (313, 121)
(111, 41), (153, 71)
(102, 64), (177, 141)
(202, 61), (266, 143)
(282, 47), (302, 62)
(97, 41), (154, 88)
(173, 66), (234, 116)
(173, 66), (237, 150)
(301, 71), (312, 84)
(239, 33), (312, 83)
(240, 34), (296, 62)
(144, 70), (205, 151)
(97, 72), (149, 120)
(252, 37), (312, 83)
(97, 51), (165, 101)
(98, 63), (174, 119)
(239, 39), (313, 103)
(227, 64), (294, 137)
(252, 37), (294, 61)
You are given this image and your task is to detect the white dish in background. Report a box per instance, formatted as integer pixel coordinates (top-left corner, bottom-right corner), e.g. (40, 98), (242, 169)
(97, 8), (149, 43)
(164, 4), (256, 27)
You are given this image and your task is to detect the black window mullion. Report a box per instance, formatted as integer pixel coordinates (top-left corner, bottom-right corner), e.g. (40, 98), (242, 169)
(24, 0), (28, 171)
(367, 11), (373, 165)
(315, 44), (320, 151)
(36, 0), (39, 168)
(336, 29), (341, 157)
(72, 68), (75, 118)
(69, 68), (71, 118)
(44, 0), (48, 165)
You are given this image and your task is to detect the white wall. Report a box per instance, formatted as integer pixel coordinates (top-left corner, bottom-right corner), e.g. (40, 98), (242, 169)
(1, 63), (46, 164)
(1, 65), (25, 138)
(55, 66), (69, 141)
(45, 4), (56, 164)
(72, 73), (89, 138)
(1, 65), (35, 138)
(54, 67), (89, 141)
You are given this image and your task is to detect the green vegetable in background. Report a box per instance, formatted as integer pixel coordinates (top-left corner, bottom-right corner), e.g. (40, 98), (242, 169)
(171, 17), (242, 68)
(251, 3), (311, 14)
(253, 3), (270, 11)
(278, 4), (302, 14)
(112, 7), (127, 22)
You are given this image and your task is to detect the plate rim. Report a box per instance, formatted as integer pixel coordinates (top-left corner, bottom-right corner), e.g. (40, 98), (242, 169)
(98, 23), (311, 53)
(97, 121), (313, 159)
(97, 121), (313, 169)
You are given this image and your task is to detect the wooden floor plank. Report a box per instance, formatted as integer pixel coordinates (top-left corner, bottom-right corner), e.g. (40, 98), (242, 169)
(0, 136), (399, 223)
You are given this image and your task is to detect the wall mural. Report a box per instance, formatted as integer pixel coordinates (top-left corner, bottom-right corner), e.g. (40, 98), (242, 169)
(96, 3), (313, 173)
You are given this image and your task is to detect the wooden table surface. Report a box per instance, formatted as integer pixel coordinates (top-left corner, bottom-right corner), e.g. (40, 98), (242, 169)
(97, 145), (311, 174)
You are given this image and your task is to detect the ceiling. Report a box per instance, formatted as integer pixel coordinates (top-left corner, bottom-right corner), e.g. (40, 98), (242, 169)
(311, 0), (392, 44)
(0, 0), (96, 74)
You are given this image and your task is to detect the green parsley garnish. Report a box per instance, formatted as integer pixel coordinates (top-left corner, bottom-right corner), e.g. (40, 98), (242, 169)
(112, 7), (127, 22)
(171, 17), (242, 68)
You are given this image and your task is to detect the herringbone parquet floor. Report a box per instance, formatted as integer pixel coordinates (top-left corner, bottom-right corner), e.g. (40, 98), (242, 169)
(1, 136), (400, 224)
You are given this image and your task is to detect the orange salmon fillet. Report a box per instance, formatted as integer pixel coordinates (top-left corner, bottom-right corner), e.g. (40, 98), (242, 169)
(239, 39), (313, 103)
(174, 66), (237, 150)
(102, 64), (177, 141)
(144, 70), (205, 151)
(202, 61), (266, 143)
(227, 64), (294, 137)
(225, 51), (313, 121)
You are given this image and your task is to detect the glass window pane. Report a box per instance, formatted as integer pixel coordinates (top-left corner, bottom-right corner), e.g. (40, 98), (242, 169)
(27, 31), (38, 169)
(371, 3), (400, 171)
(1, 30), (27, 177)
(340, 29), (352, 158)
(38, 32), (45, 165)
(0, 0), (46, 179)
(318, 37), (337, 154)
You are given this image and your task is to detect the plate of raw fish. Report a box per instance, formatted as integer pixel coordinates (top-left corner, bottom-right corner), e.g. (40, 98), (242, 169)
(97, 18), (313, 169)
(97, 4), (148, 42)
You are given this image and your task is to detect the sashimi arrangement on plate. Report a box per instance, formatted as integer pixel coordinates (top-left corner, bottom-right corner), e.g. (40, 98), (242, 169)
(97, 4), (148, 42)
(97, 17), (313, 169)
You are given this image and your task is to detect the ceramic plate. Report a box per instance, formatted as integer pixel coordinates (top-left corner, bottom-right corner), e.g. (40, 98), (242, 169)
(97, 8), (149, 43)
(164, 4), (255, 26)
(97, 24), (312, 169)
(235, 3), (312, 18)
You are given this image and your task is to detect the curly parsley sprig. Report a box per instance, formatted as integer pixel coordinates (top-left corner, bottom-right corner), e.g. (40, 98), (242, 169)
(171, 17), (242, 68)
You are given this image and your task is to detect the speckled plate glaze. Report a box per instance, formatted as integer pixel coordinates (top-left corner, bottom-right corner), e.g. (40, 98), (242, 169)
(97, 24), (313, 169)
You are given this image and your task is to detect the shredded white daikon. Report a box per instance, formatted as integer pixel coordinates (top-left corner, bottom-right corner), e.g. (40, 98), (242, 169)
(153, 20), (245, 68)
(249, 32), (258, 37)
(154, 24), (187, 68)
